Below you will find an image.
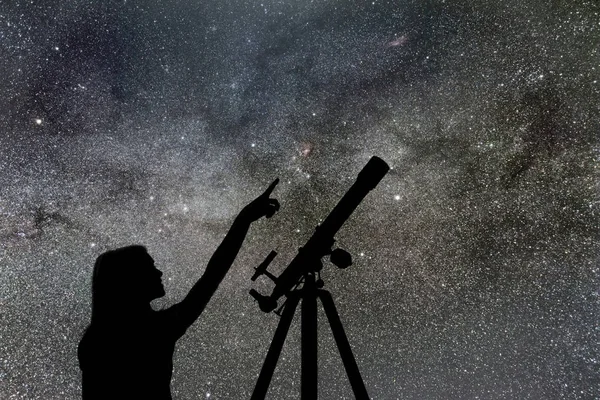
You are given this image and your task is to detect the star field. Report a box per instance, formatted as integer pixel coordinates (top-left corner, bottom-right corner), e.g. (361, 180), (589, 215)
(1, 0), (599, 399)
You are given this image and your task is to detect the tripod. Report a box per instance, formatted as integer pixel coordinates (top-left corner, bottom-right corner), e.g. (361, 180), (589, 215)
(250, 273), (370, 400)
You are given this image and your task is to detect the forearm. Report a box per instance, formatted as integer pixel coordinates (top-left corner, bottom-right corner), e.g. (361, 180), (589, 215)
(203, 214), (251, 280)
(174, 179), (278, 328)
(178, 214), (251, 323)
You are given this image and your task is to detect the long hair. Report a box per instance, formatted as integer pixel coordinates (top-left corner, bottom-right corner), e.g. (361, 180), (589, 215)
(89, 245), (150, 326)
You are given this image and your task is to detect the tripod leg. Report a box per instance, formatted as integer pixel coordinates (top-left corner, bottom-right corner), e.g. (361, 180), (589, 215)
(302, 275), (318, 400)
(318, 290), (370, 400)
(251, 294), (300, 400)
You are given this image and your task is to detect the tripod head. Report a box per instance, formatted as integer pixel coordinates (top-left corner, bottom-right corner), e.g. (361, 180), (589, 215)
(250, 156), (390, 313)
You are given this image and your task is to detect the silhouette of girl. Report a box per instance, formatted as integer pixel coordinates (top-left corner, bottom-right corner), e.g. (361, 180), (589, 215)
(78, 180), (280, 399)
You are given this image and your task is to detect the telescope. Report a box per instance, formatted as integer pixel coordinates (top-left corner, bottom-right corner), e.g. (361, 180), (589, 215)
(250, 155), (389, 312)
(249, 156), (390, 400)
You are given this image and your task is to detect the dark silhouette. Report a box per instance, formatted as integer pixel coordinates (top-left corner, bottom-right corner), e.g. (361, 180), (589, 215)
(78, 180), (280, 400)
(249, 156), (389, 400)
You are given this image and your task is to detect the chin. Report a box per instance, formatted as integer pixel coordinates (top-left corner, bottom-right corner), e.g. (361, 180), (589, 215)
(151, 287), (166, 300)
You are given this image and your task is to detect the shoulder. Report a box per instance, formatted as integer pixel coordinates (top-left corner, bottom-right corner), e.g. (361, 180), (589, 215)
(154, 305), (189, 339)
(78, 327), (97, 369)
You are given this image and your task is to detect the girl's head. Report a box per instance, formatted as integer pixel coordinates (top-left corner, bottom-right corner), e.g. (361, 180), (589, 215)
(90, 245), (165, 323)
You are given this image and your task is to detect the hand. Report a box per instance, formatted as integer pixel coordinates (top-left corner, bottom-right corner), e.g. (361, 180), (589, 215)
(239, 179), (281, 222)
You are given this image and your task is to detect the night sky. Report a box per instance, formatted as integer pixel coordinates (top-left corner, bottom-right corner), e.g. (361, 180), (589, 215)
(1, 0), (599, 398)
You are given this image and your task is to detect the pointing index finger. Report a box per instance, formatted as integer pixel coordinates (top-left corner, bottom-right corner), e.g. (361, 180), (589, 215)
(262, 178), (279, 197)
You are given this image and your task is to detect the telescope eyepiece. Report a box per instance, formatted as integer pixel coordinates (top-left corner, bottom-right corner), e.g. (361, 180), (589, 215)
(249, 289), (278, 313)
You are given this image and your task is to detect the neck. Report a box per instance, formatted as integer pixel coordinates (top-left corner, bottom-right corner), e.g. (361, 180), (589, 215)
(108, 300), (153, 323)
(126, 300), (153, 315)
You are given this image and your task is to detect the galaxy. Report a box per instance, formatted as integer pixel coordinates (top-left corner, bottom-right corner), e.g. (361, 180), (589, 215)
(1, 0), (599, 398)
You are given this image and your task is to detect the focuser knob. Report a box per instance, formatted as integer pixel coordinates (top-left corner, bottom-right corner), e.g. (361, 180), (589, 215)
(330, 248), (352, 269)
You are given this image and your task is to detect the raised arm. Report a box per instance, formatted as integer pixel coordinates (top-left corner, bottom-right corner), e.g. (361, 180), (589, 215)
(173, 179), (280, 330)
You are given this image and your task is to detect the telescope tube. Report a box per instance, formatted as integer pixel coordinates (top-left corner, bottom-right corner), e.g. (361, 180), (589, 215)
(268, 156), (389, 304)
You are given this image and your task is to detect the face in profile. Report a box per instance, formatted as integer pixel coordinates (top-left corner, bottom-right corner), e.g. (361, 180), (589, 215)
(136, 253), (166, 302)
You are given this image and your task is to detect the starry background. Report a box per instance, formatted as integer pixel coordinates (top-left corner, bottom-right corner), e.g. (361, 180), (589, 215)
(1, 0), (599, 398)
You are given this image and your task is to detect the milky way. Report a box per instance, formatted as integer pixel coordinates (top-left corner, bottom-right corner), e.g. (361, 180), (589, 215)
(1, 0), (599, 399)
